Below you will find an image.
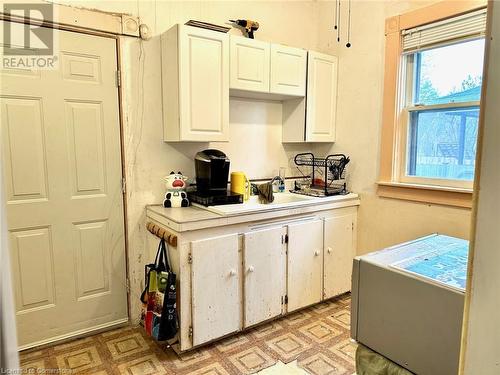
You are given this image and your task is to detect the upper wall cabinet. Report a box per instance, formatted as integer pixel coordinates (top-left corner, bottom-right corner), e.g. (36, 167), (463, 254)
(270, 44), (307, 97)
(306, 51), (338, 142)
(283, 51), (338, 143)
(229, 36), (306, 99)
(230, 36), (270, 93)
(161, 25), (229, 142)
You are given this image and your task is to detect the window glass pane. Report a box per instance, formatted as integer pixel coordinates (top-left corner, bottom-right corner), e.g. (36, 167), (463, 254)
(413, 39), (485, 105)
(407, 107), (479, 181)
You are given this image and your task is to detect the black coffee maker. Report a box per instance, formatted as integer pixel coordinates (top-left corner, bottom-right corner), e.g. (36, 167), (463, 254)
(188, 149), (243, 206)
(194, 149), (230, 194)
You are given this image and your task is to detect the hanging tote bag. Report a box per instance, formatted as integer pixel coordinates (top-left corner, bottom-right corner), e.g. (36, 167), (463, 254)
(140, 238), (178, 341)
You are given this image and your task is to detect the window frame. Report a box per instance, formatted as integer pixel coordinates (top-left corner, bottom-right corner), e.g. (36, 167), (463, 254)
(397, 41), (483, 190)
(377, 0), (487, 208)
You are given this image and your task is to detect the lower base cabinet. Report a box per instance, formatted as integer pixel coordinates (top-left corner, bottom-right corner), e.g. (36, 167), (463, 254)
(146, 203), (358, 351)
(190, 234), (241, 346)
(287, 219), (324, 312)
(243, 227), (285, 328)
(189, 216), (355, 344)
(324, 214), (355, 299)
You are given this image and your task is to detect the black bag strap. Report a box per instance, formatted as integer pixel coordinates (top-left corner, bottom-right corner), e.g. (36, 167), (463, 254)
(140, 264), (152, 304)
(163, 239), (172, 272)
(154, 239), (170, 272)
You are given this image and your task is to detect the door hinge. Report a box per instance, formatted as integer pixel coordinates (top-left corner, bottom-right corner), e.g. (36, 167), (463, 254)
(121, 177), (126, 194)
(284, 295), (288, 304)
(284, 234), (289, 243)
(116, 70), (121, 87)
(188, 326), (193, 338)
(352, 222), (354, 230)
(188, 253), (193, 264)
(125, 278), (131, 294)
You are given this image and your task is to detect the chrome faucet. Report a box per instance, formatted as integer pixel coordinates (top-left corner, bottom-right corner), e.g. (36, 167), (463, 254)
(250, 176), (286, 196)
(270, 176), (285, 192)
(270, 176), (283, 184)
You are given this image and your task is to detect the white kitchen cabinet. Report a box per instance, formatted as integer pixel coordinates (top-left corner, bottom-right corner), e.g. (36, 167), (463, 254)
(287, 219), (324, 312)
(230, 36), (270, 93)
(305, 51), (338, 142)
(161, 24), (229, 142)
(229, 37), (306, 99)
(243, 227), (285, 327)
(190, 234), (240, 346)
(145, 198), (359, 351)
(282, 50), (338, 143)
(323, 214), (355, 299)
(270, 44), (307, 96)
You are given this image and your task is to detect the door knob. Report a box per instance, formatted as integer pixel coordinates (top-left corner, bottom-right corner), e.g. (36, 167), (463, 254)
(229, 269), (237, 276)
(248, 266), (255, 273)
(327, 247), (332, 254)
(314, 250), (320, 256)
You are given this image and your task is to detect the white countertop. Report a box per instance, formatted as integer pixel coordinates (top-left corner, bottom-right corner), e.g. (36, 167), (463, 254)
(146, 193), (360, 232)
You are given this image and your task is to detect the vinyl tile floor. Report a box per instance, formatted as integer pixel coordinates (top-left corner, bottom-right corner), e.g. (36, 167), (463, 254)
(20, 293), (356, 375)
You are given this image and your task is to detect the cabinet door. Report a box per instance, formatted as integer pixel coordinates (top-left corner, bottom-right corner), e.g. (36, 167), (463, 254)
(243, 227), (284, 327)
(270, 44), (307, 96)
(230, 36), (270, 93)
(191, 234), (240, 346)
(306, 51), (338, 142)
(324, 215), (354, 299)
(287, 220), (323, 312)
(179, 26), (229, 141)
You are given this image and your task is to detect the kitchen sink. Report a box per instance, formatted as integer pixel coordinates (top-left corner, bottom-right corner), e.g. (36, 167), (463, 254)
(193, 192), (317, 216)
(249, 193), (311, 205)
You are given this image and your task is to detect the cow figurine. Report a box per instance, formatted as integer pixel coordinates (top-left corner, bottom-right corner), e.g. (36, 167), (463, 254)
(163, 172), (189, 208)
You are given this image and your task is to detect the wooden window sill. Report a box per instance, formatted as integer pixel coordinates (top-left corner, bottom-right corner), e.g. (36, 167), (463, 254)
(377, 181), (473, 208)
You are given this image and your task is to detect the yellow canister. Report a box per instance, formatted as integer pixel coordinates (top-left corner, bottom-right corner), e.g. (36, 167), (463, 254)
(230, 172), (251, 201)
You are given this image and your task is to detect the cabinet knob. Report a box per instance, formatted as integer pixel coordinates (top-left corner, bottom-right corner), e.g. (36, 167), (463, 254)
(248, 266), (255, 273)
(327, 247), (332, 254)
(314, 250), (320, 256)
(229, 269), (237, 276)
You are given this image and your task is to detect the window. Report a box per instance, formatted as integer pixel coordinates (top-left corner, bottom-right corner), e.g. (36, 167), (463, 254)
(378, 2), (488, 208)
(400, 39), (485, 188)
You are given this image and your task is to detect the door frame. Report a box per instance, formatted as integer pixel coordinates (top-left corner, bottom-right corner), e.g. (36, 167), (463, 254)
(0, 6), (142, 340)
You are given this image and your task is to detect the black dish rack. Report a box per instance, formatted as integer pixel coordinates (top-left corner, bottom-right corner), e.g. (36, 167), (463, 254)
(292, 153), (350, 197)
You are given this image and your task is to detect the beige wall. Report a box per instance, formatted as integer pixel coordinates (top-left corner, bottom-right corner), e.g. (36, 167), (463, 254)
(315, 0), (472, 254)
(51, 0), (473, 320)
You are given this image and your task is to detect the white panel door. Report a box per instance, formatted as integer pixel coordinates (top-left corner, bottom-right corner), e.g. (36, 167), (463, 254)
(179, 25), (229, 141)
(323, 215), (355, 299)
(0, 23), (127, 349)
(243, 227), (284, 328)
(191, 234), (240, 346)
(287, 220), (323, 312)
(270, 44), (307, 96)
(230, 36), (270, 93)
(306, 51), (338, 142)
